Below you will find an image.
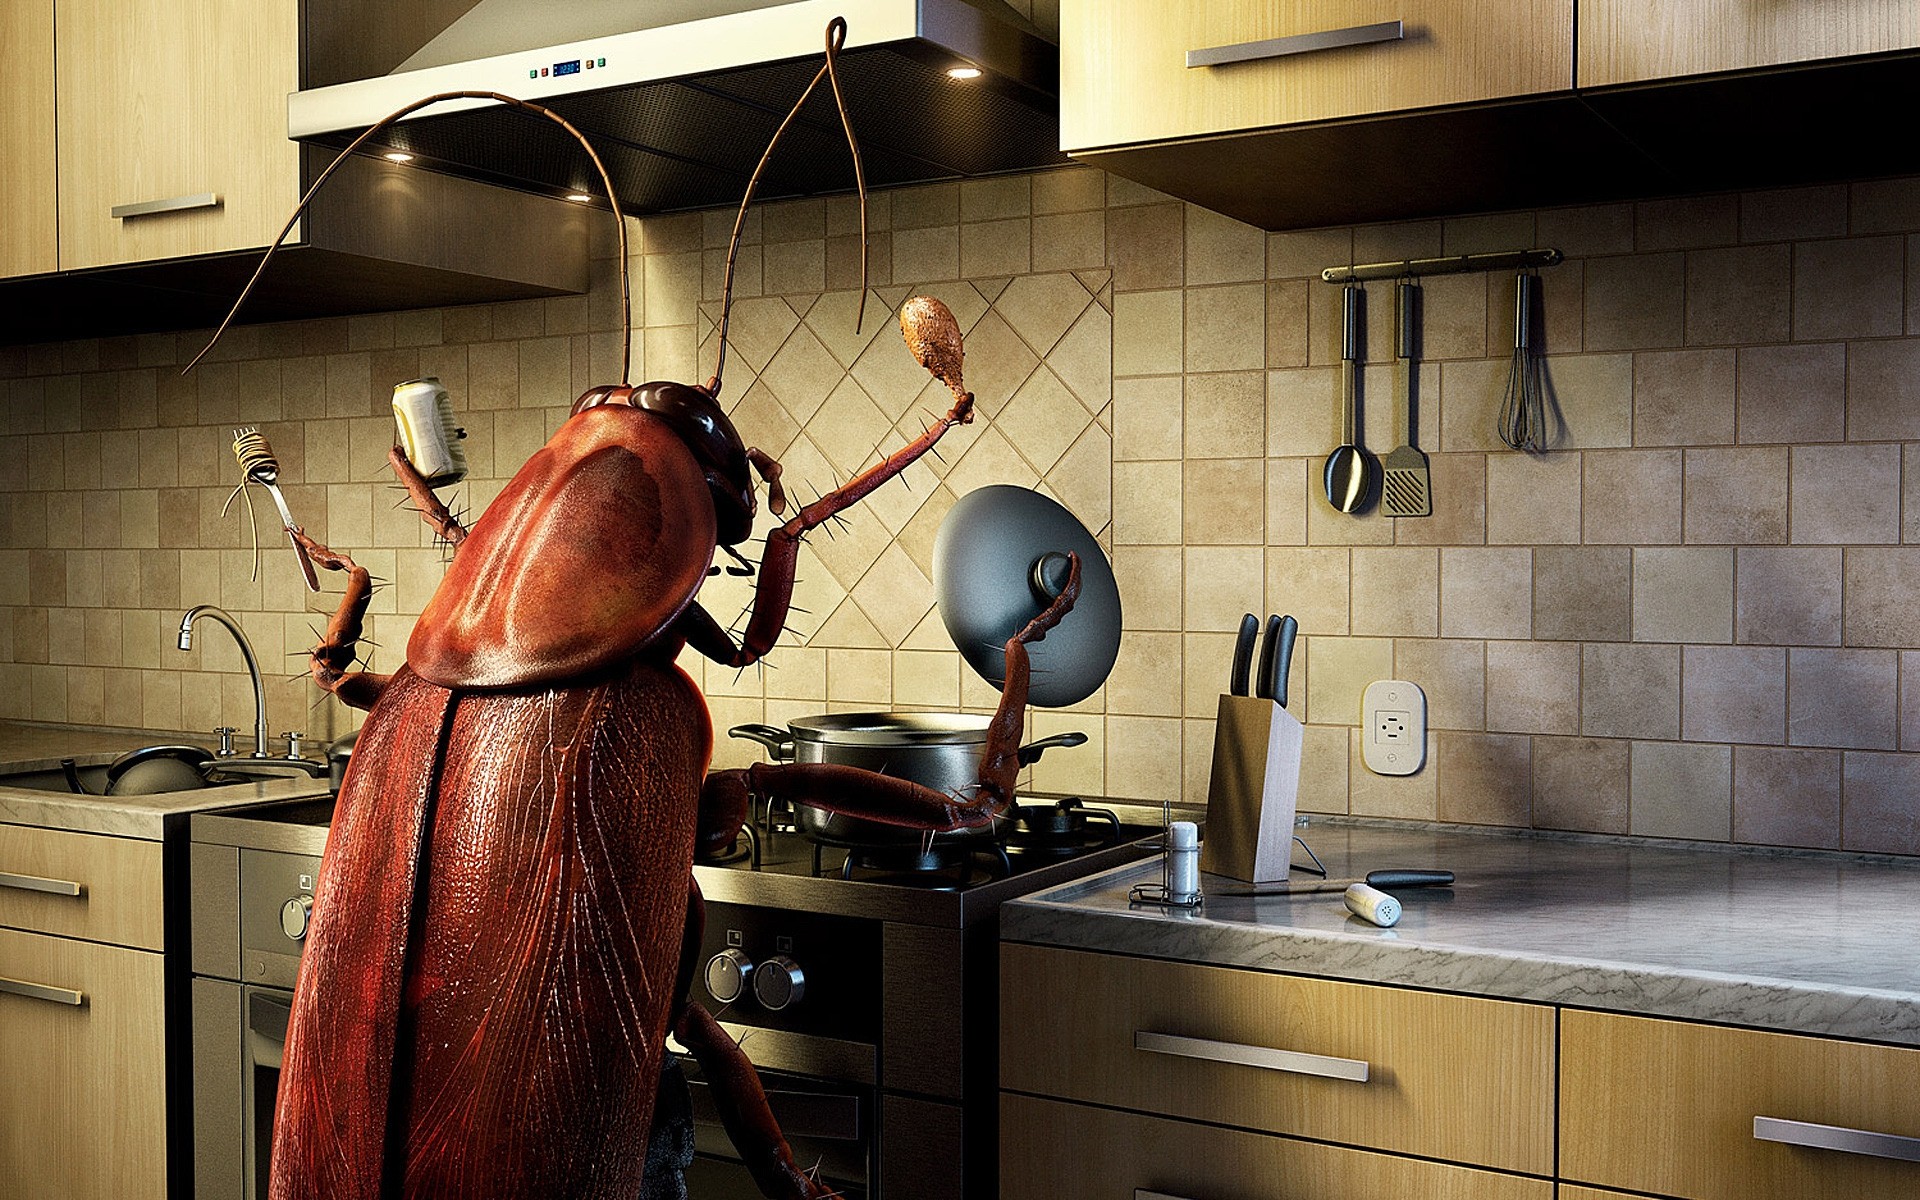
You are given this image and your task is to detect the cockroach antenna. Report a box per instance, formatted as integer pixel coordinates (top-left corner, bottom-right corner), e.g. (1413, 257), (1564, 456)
(186, 91), (631, 381)
(708, 17), (867, 398)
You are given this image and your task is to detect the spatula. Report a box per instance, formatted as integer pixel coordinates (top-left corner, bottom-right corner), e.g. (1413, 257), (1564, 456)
(1381, 280), (1432, 518)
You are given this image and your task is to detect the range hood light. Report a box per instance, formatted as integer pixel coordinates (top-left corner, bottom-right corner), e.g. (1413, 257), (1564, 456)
(383, 151), (416, 163)
(945, 64), (982, 80)
(564, 193), (594, 203)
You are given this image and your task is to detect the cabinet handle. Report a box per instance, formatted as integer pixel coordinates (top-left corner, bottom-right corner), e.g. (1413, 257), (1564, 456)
(0, 870), (84, 897)
(110, 192), (223, 220)
(0, 975), (86, 1006)
(1134, 1030), (1370, 1083)
(1187, 20), (1404, 69)
(1754, 1116), (1920, 1163)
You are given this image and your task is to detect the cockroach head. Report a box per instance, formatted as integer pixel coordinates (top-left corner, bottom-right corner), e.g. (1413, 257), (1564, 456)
(574, 381), (757, 545)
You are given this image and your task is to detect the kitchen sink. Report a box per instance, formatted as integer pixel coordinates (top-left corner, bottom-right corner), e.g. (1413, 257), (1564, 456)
(0, 754), (327, 796)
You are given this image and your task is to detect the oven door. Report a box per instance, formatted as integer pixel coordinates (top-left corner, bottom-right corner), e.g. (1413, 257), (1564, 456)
(192, 979), (292, 1200)
(685, 1066), (871, 1199)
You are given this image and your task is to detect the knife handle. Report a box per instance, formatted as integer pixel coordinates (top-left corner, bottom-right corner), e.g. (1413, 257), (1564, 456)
(1230, 613), (1259, 697)
(1254, 615), (1281, 700)
(1363, 869), (1454, 889)
(1271, 614), (1298, 708)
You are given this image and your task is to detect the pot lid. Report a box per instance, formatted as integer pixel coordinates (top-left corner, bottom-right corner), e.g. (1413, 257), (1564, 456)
(932, 486), (1122, 708)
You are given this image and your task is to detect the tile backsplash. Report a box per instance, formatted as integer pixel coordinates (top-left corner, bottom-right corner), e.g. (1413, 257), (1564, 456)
(3, 166), (1918, 857)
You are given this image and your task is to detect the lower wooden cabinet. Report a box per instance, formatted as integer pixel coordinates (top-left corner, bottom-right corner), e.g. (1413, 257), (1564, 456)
(1001, 942), (1556, 1175)
(0, 927), (168, 1200)
(1001, 1092), (1552, 1200)
(1561, 1009), (1920, 1200)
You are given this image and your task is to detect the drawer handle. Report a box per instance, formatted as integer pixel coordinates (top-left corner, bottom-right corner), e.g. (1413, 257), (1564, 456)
(111, 192), (223, 220)
(1754, 1115), (1920, 1163)
(0, 870), (84, 897)
(0, 975), (87, 1007)
(1134, 1030), (1370, 1083)
(1187, 20), (1404, 69)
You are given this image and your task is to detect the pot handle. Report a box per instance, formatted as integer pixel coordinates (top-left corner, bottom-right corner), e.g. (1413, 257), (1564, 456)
(1016, 731), (1087, 766)
(728, 724), (796, 763)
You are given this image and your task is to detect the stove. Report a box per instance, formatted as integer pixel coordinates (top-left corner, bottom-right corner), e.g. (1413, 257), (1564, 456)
(187, 791), (1159, 1200)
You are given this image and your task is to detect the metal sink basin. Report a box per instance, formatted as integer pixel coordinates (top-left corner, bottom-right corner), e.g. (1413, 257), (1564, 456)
(0, 750), (324, 797)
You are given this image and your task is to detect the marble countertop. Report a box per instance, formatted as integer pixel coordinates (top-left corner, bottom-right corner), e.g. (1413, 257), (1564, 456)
(0, 721), (332, 839)
(1002, 817), (1920, 1046)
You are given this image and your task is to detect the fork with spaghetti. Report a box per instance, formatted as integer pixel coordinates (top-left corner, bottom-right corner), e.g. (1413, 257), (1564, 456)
(225, 426), (320, 591)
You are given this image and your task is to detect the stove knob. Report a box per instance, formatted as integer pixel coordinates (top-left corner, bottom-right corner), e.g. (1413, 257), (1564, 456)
(280, 895), (313, 941)
(704, 948), (754, 1005)
(752, 955), (805, 1012)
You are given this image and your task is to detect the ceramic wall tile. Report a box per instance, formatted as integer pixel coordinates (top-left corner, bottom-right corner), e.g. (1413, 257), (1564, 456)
(1732, 745), (1841, 849)
(1436, 731), (1531, 825)
(1630, 740), (1732, 841)
(9, 167), (1920, 857)
(1532, 735), (1630, 833)
(1686, 245), (1791, 346)
(1736, 343), (1846, 444)
(1788, 647), (1897, 750)
(1793, 236), (1906, 340)
(1841, 751), (1920, 855)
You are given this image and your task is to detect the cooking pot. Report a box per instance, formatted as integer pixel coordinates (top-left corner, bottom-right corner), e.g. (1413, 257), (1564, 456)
(728, 714), (1085, 844)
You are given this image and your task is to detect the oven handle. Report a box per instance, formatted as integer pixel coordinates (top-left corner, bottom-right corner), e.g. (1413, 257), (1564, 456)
(686, 1077), (862, 1142)
(247, 987), (292, 1071)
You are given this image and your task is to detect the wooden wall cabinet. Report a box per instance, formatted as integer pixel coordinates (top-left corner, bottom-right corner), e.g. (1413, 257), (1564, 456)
(0, 0), (57, 277)
(1, 0), (587, 344)
(1580, 0), (1920, 86)
(1060, 0), (1920, 230)
(1061, 0), (1573, 153)
(0, 825), (172, 1200)
(54, 0), (300, 271)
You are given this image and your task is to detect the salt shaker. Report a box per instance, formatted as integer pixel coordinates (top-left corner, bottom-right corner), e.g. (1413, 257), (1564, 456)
(1167, 821), (1200, 905)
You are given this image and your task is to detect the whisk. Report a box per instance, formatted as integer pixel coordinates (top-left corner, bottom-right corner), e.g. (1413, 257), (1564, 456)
(1497, 272), (1548, 453)
(223, 427), (320, 591)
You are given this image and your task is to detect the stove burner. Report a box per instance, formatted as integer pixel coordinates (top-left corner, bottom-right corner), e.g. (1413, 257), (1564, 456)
(827, 840), (1012, 885)
(1006, 797), (1122, 856)
(694, 822), (759, 868)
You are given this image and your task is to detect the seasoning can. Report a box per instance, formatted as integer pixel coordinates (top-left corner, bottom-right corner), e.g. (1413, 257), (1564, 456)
(391, 377), (469, 487)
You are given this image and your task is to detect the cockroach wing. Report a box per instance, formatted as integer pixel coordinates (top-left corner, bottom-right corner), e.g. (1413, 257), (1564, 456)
(410, 405), (716, 689)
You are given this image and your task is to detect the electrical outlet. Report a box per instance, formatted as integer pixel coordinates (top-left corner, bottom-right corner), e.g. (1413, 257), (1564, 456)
(1361, 680), (1426, 776)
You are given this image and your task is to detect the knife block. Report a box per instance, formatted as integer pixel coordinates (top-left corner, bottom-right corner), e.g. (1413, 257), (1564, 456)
(1202, 693), (1303, 883)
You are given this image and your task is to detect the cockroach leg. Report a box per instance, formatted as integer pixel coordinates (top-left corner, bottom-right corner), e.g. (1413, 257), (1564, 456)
(289, 529), (391, 711)
(388, 445), (467, 549)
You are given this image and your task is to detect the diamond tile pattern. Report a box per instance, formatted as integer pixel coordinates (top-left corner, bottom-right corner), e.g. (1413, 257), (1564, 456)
(693, 274), (1109, 668)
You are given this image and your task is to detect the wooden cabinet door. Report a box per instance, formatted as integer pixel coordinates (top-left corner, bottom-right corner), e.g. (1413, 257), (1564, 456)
(0, 928), (168, 1200)
(1001, 943), (1556, 1175)
(1001, 1093), (1553, 1200)
(0, 0), (56, 277)
(1580, 0), (1920, 86)
(55, 0), (299, 269)
(1061, 0), (1574, 152)
(1, 823), (167, 949)
(1562, 1010), (1920, 1200)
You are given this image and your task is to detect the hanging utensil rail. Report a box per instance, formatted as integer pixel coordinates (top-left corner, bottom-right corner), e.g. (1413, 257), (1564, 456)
(1320, 247), (1561, 284)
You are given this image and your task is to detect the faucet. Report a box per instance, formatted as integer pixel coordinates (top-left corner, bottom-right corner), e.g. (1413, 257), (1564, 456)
(178, 605), (269, 757)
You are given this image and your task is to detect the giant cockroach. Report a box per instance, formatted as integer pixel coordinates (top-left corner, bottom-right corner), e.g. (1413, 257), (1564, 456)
(192, 19), (1077, 1200)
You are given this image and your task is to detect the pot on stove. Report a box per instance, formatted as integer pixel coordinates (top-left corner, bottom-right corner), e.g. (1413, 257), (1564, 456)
(729, 714), (1085, 843)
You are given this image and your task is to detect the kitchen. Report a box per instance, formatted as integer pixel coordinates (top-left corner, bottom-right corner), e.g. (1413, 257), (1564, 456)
(3, 0), (1919, 1197)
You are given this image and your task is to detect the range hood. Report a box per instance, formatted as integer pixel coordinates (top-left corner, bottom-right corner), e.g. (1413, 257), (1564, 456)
(290, 0), (1067, 215)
